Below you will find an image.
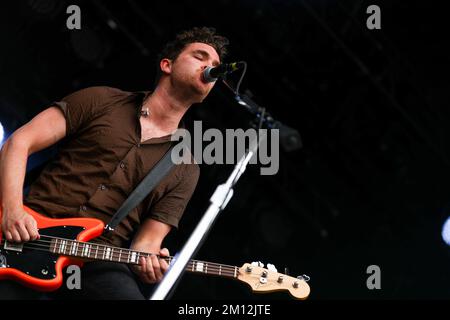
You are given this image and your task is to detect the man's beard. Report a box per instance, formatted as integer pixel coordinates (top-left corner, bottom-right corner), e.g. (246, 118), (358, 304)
(176, 73), (210, 102)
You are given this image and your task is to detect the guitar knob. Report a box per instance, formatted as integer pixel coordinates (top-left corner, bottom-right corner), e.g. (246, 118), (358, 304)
(293, 281), (299, 288)
(285, 267), (289, 276)
(277, 275), (284, 283)
(261, 270), (268, 278)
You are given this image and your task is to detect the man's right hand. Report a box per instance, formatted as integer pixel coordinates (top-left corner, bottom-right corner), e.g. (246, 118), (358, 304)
(1, 208), (40, 242)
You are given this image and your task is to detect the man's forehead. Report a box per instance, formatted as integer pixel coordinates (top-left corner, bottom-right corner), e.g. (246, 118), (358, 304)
(185, 42), (220, 60)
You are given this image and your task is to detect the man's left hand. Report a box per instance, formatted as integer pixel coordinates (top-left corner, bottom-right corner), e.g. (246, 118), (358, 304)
(131, 248), (170, 284)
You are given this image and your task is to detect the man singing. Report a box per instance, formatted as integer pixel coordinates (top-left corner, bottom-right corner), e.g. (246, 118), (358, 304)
(0, 26), (229, 299)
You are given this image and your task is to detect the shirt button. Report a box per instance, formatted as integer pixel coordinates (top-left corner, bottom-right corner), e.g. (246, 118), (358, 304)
(136, 143), (141, 148)
(99, 184), (106, 190)
(80, 205), (87, 211)
(120, 162), (125, 169)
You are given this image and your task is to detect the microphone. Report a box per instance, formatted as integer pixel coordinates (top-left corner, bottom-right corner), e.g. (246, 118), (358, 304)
(202, 61), (246, 83)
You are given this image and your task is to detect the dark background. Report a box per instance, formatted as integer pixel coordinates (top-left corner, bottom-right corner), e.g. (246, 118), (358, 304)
(1, 0), (449, 300)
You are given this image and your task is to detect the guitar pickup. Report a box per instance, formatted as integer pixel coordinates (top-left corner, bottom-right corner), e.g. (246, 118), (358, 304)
(3, 241), (24, 252)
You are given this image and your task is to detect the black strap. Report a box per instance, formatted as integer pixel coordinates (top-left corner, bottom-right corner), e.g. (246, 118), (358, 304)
(104, 146), (175, 233)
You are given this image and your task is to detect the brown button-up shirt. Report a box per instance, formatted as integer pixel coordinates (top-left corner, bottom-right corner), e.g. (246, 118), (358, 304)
(24, 86), (200, 248)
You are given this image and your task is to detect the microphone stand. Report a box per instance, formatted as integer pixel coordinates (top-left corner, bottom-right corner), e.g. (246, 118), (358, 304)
(149, 81), (272, 300)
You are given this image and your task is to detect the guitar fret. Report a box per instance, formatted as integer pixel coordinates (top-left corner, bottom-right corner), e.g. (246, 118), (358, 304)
(83, 244), (89, 257)
(192, 261), (195, 272)
(195, 262), (204, 273)
(205, 263), (208, 274)
(103, 246), (106, 260)
(95, 245), (99, 259)
(136, 252), (140, 264)
(118, 249), (122, 263)
(219, 265), (222, 276)
(71, 241), (76, 256)
(234, 266), (237, 278)
(52, 239), (58, 254)
(127, 251), (131, 263)
(75, 243), (80, 257)
(130, 251), (137, 263)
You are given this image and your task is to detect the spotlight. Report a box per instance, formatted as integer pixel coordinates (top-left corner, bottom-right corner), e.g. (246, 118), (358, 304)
(19, 0), (66, 21)
(0, 121), (4, 145)
(26, 0), (64, 18)
(442, 216), (450, 246)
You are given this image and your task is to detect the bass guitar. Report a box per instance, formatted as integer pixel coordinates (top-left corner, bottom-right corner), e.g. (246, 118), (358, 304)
(0, 205), (310, 299)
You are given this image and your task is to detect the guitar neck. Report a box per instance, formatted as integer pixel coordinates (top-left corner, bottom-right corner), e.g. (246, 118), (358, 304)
(50, 238), (239, 279)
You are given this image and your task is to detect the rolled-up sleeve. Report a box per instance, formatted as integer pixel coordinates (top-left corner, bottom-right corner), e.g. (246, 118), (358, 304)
(51, 86), (110, 136)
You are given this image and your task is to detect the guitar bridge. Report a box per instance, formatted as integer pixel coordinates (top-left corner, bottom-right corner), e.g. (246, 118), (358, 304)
(3, 241), (24, 252)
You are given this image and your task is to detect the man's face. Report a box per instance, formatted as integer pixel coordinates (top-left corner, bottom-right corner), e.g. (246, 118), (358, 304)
(168, 42), (221, 102)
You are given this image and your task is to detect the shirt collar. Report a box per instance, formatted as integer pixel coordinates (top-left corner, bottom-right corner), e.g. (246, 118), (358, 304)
(134, 90), (186, 144)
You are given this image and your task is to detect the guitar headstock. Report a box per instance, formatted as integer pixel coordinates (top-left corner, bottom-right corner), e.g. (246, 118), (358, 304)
(237, 262), (310, 300)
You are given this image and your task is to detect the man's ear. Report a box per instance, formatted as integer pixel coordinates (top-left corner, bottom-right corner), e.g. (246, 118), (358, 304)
(160, 58), (172, 75)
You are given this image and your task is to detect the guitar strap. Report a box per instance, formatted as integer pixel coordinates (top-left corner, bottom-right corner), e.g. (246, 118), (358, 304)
(104, 145), (176, 233)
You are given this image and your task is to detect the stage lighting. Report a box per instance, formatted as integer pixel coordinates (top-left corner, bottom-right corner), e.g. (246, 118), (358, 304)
(0, 121), (4, 145)
(26, 0), (64, 18)
(442, 216), (450, 246)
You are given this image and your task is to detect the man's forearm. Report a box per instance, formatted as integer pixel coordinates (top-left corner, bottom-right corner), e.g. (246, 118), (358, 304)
(0, 136), (30, 211)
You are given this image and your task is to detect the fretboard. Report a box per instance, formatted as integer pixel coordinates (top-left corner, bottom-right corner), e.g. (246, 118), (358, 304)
(50, 238), (238, 278)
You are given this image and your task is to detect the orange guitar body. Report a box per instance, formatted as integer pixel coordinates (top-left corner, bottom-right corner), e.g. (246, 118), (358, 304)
(0, 205), (104, 292)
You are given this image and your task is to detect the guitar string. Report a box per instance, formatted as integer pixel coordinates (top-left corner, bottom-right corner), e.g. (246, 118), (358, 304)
(25, 234), (240, 270)
(0, 240), (239, 276)
(0, 242), (238, 277)
(0, 235), (240, 271)
(0, 238), (291, 279)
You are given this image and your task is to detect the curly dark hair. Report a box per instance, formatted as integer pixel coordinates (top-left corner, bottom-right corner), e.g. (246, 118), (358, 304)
(155, 27), (229, 83)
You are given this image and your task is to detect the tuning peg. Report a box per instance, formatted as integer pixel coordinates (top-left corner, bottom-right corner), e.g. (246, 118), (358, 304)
(251, 261), (264, 267)
(284, 267), (289, 276)
(267, 263), (277, 272)
(300, 274), (310, 282)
